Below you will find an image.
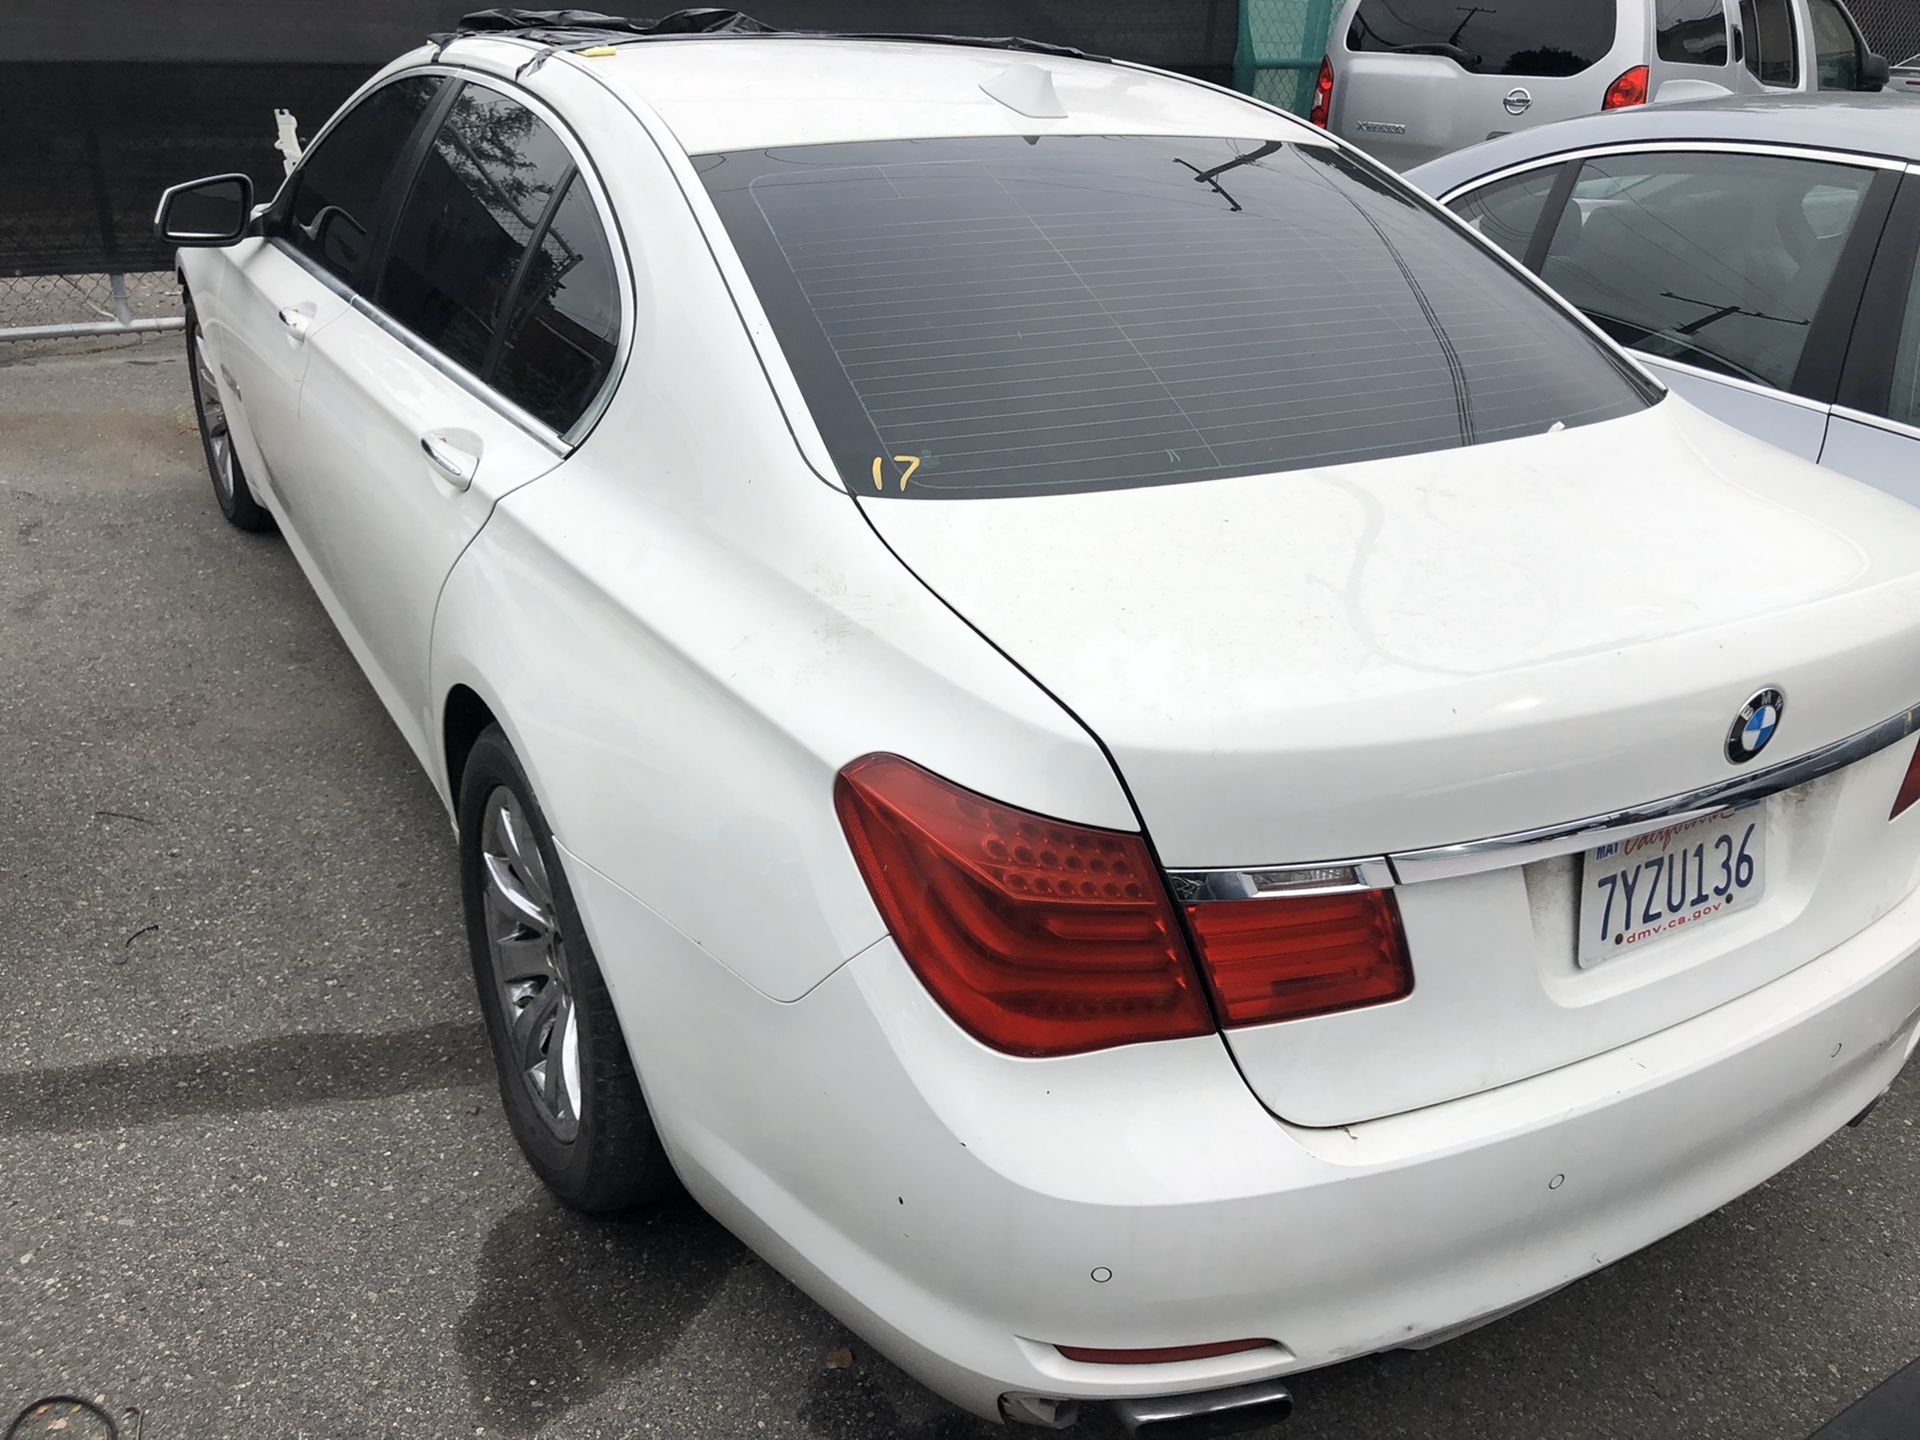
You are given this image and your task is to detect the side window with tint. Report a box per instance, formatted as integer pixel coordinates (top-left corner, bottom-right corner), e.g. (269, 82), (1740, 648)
(1888, 264), (1920, 428)
(1448, 167), (1560, 262)
(1538, 151), (1872, 391)
(1808, 0), (1864, 88)
(284, 76), (442, 287)
(1738, 0), (1800, 85)
(490, 176), (621, 433)
(377, 83), (573, 376)
(1657, 0), (1730, 66)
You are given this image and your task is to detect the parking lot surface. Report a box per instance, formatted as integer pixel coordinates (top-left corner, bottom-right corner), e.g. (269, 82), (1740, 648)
(4, 340), (1919, 1440)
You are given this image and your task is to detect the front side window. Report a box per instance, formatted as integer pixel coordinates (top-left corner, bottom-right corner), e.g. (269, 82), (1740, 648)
(1449, 166), (1561, 262)
(1808, 0), (1864, 88)
(284, 76), (442, 287)
(377, 83), (573, 376)
(1347, 0), (1618, 77)
(1657, 0), (1731, 66)
(1739, 0), (1801, 85)
(700, 136), (1653, 500)
(1539, 151), (1873, 390)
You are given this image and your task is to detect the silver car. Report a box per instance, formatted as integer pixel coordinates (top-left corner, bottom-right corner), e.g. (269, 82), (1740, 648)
(1322, 0), (1891, 169)
(1409, 94), (1920, 504)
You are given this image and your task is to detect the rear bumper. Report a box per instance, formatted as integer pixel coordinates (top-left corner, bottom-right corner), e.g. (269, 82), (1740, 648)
(567, 848), (1920, 1422)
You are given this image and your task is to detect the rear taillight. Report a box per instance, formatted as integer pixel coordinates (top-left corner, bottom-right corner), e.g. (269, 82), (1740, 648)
(1891, 739), (1920, 819)
(1603, 64), (1650, 110)
(1309, 56), (1335, 127)
(1185, 889), (1411, 1026)
(834, 755), (1213, 1057)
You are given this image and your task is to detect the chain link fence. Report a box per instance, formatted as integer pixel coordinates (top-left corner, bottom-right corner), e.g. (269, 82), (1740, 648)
(1852, 0), (1920, 65)
(1236, 0), (1336, 114)
(0, 271), (181, 340)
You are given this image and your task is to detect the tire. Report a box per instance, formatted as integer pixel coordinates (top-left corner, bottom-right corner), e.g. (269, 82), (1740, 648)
(457, 725), (672, 1212)
(183, 293), (271, 533)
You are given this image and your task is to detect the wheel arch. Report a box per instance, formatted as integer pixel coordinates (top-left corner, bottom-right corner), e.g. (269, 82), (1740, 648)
(443, 681), (499, 808)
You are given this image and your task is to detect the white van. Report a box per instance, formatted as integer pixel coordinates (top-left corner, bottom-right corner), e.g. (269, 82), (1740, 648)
(1320, 0), (1892, 168)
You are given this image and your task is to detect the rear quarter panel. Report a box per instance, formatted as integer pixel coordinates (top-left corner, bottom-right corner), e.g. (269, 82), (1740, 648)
(428, 62), (1133, 1003)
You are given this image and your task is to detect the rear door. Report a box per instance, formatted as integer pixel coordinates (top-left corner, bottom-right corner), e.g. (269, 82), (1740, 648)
(1455, 144), (1895, 460)
(283, 76), (626, 762)
(1823, 169), (1920, 504)
(1331, 0), (1632, 168)
(213, 75), (444, 508)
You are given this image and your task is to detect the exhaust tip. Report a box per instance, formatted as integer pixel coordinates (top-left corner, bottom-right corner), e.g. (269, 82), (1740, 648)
(1109, 1379), (1294, 1438)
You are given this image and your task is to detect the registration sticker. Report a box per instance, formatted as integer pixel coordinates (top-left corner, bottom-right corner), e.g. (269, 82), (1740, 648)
(1577, 806), (1766, 968)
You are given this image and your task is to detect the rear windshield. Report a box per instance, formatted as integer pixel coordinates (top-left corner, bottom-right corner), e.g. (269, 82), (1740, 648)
(1347, 0), (1619, 77)
(698, 136), (1654, 500)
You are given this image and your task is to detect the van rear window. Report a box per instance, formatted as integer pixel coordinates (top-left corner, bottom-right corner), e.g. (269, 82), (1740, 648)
(1347, 0), (1618, 77)
(698, 136), (1653, 500)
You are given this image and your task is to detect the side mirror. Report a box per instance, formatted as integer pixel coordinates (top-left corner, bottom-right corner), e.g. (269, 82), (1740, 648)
(1860, 50), (1891, 91)
(153, 173), (255, 246)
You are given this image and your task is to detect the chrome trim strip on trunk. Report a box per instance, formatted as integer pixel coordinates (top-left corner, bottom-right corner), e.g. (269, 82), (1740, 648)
(1391, 702), (1920, 884)
(1168, 701), (1920, 898)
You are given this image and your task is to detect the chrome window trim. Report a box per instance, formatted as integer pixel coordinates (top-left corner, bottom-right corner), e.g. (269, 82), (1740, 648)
(1832, 404), (1920, 442)
(273, 237), (567, 455)
(355, 288), (571, 455)
(1434, 138), (1909, 209)
(269, 60), (634, 454)
(1173, 699), (1920, 894)
(1638, 353), (1830, 412)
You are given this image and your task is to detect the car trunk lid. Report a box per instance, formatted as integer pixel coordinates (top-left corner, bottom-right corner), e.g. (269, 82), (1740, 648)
(859, 400), (1920, 1123)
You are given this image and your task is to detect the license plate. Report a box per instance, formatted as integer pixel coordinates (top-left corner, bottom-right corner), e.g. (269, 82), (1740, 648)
(1577, 806), (1766, 968)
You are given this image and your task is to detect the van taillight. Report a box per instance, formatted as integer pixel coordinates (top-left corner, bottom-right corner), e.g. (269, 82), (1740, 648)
(1603, 65), (1650, 109)
(1891, 739), (1920, 819)
(834, 755), (1214, 1058)
(1185, 889), (1412, 1026)
(1310, 57), (1335, 127)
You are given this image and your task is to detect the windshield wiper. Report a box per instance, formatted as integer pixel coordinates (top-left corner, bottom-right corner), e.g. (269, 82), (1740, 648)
(1383, 41), (1482, 66)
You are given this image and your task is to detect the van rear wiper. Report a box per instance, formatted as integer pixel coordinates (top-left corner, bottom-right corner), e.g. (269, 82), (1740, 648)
(1384, 41), (1481, 66)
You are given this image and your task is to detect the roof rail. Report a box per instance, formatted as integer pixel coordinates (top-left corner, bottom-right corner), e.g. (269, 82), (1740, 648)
(430, 7), (1106, 64)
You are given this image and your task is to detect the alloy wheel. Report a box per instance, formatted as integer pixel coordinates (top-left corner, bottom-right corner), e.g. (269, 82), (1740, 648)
(479, 785), (582, 1141)
(192, 325), (235, 504)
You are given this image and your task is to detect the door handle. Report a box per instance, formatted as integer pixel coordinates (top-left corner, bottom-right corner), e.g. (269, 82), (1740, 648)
(420, 430), (481, 490)
(277, 304), (314, 339)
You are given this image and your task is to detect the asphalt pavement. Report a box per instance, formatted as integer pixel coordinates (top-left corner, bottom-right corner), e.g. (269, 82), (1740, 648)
(4, 340), (1919, 1440)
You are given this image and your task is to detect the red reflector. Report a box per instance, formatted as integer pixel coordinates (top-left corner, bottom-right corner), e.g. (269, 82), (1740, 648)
(1309, 56), (1335, 127)
(1603, 64), (1650, 110)
(1057, 1339), (1277, 1365)
(1892, 740), (1920, 819)
(1186, 890), (1411, 1027)
(834, 755), (1215, 1058)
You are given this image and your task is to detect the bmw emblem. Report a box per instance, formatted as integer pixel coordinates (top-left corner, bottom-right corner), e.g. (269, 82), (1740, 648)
(1726, 687), (1786, 765)
(1503, 87), (1533, 116)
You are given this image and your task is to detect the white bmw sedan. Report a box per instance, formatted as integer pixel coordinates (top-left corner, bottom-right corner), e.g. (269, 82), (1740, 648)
(156, 15), (1920, 1434)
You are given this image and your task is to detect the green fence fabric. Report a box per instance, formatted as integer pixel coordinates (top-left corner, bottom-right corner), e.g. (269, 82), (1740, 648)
(1235, 0), (1336, 114)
